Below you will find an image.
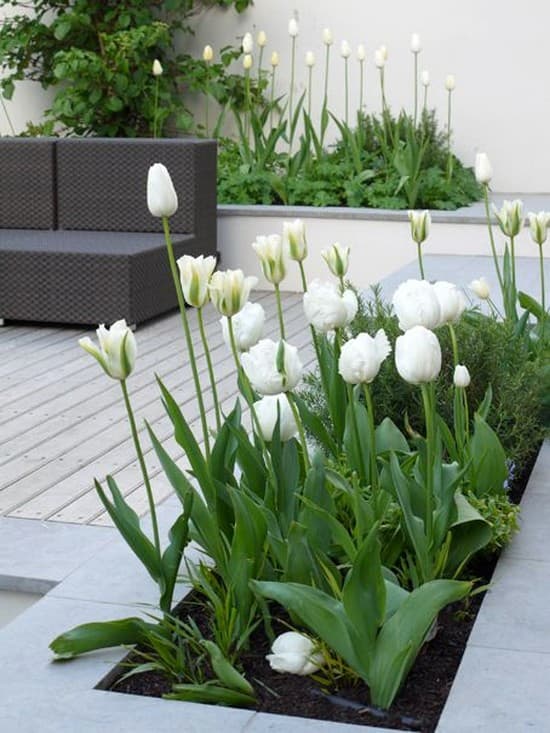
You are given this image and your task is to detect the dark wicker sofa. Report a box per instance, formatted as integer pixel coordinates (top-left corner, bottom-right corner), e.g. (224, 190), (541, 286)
(0, 137), (216, 327)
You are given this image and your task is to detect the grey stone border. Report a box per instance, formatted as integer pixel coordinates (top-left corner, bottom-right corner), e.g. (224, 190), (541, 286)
(0, 443), (548, 732)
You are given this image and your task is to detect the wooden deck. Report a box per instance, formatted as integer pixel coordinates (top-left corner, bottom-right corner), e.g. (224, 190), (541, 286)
(0, 292), (314, 526)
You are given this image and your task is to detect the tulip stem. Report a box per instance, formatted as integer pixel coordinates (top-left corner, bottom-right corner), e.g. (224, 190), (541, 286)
(258, 47), (264, 82)
(446, 90), (453, 183)
(344, 57), (349, 126)
(379, 68), (387, 114)
(423, 86), (428, 115)
(307, 65), (313, 118)
(274, 284), (286, 340)
(120, 379), (161, 560)
(270, 66), (276, 130)
(362, 383), (379, 502)
(510, 235), (517, 295)
(289, 35), (296, 155)
(538, 244), (546, 337)
(420, 383), (435, 541)
(162, 216), (211, 460)
(323, 43), (330, 112)
(482, 185), (504, 292)
(244, 68), (251, 143)
(299, 261), (327, 397)
(413, 51), (418, 126)
(417, 243), (425, 280)
(226, 316), (263, 441)
(286, 392), (310, 471)
(197, 306), (221, 431)
(447, 323), (459, 366)
(346, 384), (367, 484)
(152, 76), (159, 139)
(359, 59), (364, 114)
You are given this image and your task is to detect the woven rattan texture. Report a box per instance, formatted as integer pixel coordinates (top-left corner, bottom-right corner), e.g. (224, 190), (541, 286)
(56, 138), (210, 234)
(0, 139), (56, 230)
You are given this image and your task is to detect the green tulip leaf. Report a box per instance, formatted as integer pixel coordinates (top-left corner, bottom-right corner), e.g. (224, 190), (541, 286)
(50, 617), (158, 659)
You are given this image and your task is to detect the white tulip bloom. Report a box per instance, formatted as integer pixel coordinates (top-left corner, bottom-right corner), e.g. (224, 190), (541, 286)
(453, 364), (471, 388)
(243, 53), (253, 71)
(221, 301), (265, 352)
(408, 210), (431, 245)
(303, 280), (358, 333)
(147, 163), (178, 218)
(152, 59), (163, 77)
(432, 281), (467, 325)
(208, 269), (258, 317)
(202, 45), (214, 63)
(474, 152), (492, 185)
(421, 70), (430, 87)
(177, 254), (217, 308)
(305, 51), (315, 67)
(242, 32), (253, 54)
(341, 40), (351, 59)
(321, 242), (350, 278)
(322, 28), (333, 46)
(469, 277), (491, 300)
(410, 33), (421, 53)
(395, 325), (442, 384)
(527, 211), (550, 246)
(357, 44), (366, 62)
(288, 18), (299, 38)
(266, 631), (324, 676)
(445, 74), (456, 91)
(252, 234), (286, 285)
(283, 219), (307, 262)
(257, 30), (267, 48)
(271, 51), (280, 67)
(241, 339), (303, 395)
(374, 47), (386, 68)
(338, 330), (391, 384)
(254, 394), (298, 441)
(79, 319), (137, 381)
(392, 279), (441, 331)
(493, 199), (524, 238)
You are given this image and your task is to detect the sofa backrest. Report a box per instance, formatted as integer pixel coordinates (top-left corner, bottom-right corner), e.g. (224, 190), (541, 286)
(0, 138), (57, 230)
(56, 138), (213, 234)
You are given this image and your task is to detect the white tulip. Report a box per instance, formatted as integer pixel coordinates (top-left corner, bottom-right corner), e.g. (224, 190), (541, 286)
(79, 319), (137, 381)
(392, 279), (441, 331)
(528, 211), (550, 246)
(421, 70), (430, 87)
(408, 209), (431, 245)
(445, 74), (456, 91)
(474, 152), (492, 185)
(147, 163), (178, 218)
(341, 40), (351, 59)
(252, 234), (286, 285)
(432, 281), (467, 325)
(243, 53), (253, 71)
(305, 51), (315, 68)
(254, 394), (298, 441)
(410, 33), (421, 53)
(288, 18), (299, 38)
(395, 325), (442, 384)
(177, 254), (217, 308)
(453, 364), (471, 388)
(221, 301), (265, 352)
(257, 30), (267, 48)
(338, 330), (391, 384)
(374, 47), (386, 68)
(242, 32), (253, 55)
(208, 269), (258, 317)
(357, 44), (366, 62)
(303, 280), (358, 333)
(202, 45), (214, 63)
(271, 51), (280, 67)
(267, 631), (324, 676)
(241, 339), (303, 395)
(492, 199), (524, 238)
(283, 219), (307, 262)
(321, 242), (350, 278)
(379, 44), (388, 60)
(322, 28), (333, 46)
(469, 277), (490, 300)
(152, 59), (163, 77)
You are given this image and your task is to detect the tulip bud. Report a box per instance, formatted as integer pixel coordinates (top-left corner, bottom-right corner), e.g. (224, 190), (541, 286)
(271, 51), (280, 67)
(266, 631), (324, 676)
(469, 277), (490, 300)
(338, 330), (391, 384)
(283, 219), (307, 261)
(341, 40), (351, 59)
(374, 47), (386, 68)
(392, 279), (441, 331)
(408, 209), (431, 245)
(357, 44), (366, 62)
(303, 280), (358, 333)
(252, 234), (286, 285)
(321, 242), (350, 278)
(202, 45), (213, 63)
(421, 70), (430, 87)
(395, 325), (442, 384)
(177, 254), (217, 308)
(493, 200), (524, 238)
(475, 152), (492, 185)
(208, 269), (258, 317)
(147, 163), (178, 218)
(221, 301), (265, 352)
(453, 364), (471, 388)
(152, 59), (163, 77)
(241, 338), (303, 395)
(322, 28), (333, 46)
(445, 74), (456, 91)
(528, 211), (550, 246)
(242, 32), (253, 54)
(410, 33), (421, 53)
(254, 394), (298, 441)
(305, 51), (315, 67)
(79, 320), (137, 381)
(288, 18), (299, 38)
(243, 53), (253, 71)
(257, 30), (267, 48)
(432, 281), (466, 325)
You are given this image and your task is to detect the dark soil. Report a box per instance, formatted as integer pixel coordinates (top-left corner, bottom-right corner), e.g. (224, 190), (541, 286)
(100, 443), (542, 732)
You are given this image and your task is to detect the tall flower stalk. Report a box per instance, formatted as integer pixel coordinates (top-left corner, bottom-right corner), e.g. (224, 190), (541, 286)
(528, 211), (550, 332)
(288, 18), (299, 154)
(421, 70), (429, 114)
(410, 34), (421, 126)
(475, 153), (504, 293)
(321, 28), (332, 145)
(341, 41), (351, 126)
(305, 52), (315, 117)
(357, 45), (366, 114)
(151, 59), (163, 138)
(375, 47), (388, 113)
(445, 75), (455, 182)
(270, 52), (279, 129)
(202, 46), (213, 137)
